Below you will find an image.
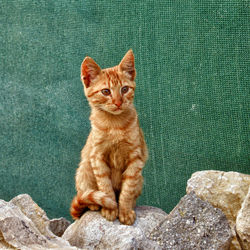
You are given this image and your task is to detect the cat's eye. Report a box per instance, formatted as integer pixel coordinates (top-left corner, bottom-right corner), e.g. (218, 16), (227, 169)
(121, 86), (129, 94)
(101, 89), (111, 96)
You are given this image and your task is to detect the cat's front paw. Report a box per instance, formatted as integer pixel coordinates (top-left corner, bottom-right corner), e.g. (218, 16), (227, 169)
(119, 209), (136, 225)
(101, 207), (118, 221)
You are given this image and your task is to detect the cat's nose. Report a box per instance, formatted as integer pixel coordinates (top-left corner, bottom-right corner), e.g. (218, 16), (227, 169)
(113, 98), (122, 108)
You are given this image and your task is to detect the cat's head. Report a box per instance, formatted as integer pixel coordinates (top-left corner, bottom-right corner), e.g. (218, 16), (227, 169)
(81, 50), (136, 115)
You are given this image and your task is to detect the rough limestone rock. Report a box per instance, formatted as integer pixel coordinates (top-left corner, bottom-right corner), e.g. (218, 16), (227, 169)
(0, 232), (15, 250)
(149, 192), (232, 249)
(0, 194), (77, 250)
(62, 206), (167, 249)
(236, 186), (250, 250)
(186, 170), (250, 250)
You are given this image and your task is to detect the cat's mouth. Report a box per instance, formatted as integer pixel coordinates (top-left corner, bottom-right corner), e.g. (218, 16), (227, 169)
(109, 107), (123, 114)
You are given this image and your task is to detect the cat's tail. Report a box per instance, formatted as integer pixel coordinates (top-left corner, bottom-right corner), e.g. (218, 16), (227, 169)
(70, 190), (117, 219)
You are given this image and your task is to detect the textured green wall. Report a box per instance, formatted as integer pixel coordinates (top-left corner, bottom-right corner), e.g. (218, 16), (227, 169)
(1, 0), (249, 221)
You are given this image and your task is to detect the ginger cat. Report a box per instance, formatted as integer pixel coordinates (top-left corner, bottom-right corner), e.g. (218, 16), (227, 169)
(70, 50), (148, 225)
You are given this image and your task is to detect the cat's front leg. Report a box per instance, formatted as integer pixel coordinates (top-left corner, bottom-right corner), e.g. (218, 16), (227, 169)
(119, 157), (144, 225)
(90, 151), (118, 221)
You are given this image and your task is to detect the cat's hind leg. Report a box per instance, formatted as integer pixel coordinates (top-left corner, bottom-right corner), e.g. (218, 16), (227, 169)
(72, 159), (116, 219)
(70, 190), (117, 219)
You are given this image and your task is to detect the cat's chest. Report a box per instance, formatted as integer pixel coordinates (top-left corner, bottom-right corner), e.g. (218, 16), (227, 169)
(102, 129), (136, 168)
(107, 140), (130, 171)
(107, 129), (127, 142)
(91, 125), (140, 164)
(103, 129), (132, 153)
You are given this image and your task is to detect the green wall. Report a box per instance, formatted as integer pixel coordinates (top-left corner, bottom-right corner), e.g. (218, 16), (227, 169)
(1, 0), (249, 221)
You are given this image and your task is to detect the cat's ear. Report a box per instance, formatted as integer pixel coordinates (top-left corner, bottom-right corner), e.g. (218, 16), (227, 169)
(81, 57), (102, 88)
(118, 49), (136, 81)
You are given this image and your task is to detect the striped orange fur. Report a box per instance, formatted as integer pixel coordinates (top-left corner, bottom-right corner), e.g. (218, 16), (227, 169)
(70, 50), (148, 225)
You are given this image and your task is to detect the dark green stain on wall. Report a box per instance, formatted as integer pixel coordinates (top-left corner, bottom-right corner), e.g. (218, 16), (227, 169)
(1, 0), (249, 220)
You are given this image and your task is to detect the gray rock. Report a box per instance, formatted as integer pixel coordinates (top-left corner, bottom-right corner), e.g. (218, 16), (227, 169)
(10, 194), (53, 239)
(0, 194), (77, 250)
(149, 192), (233, 250)
(49, 217), (71, 237)
(0, 188), (237, 249)
(62, 206), (167, 250)
(0, 217), (48, 249)
(186, 170), (250, 250)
